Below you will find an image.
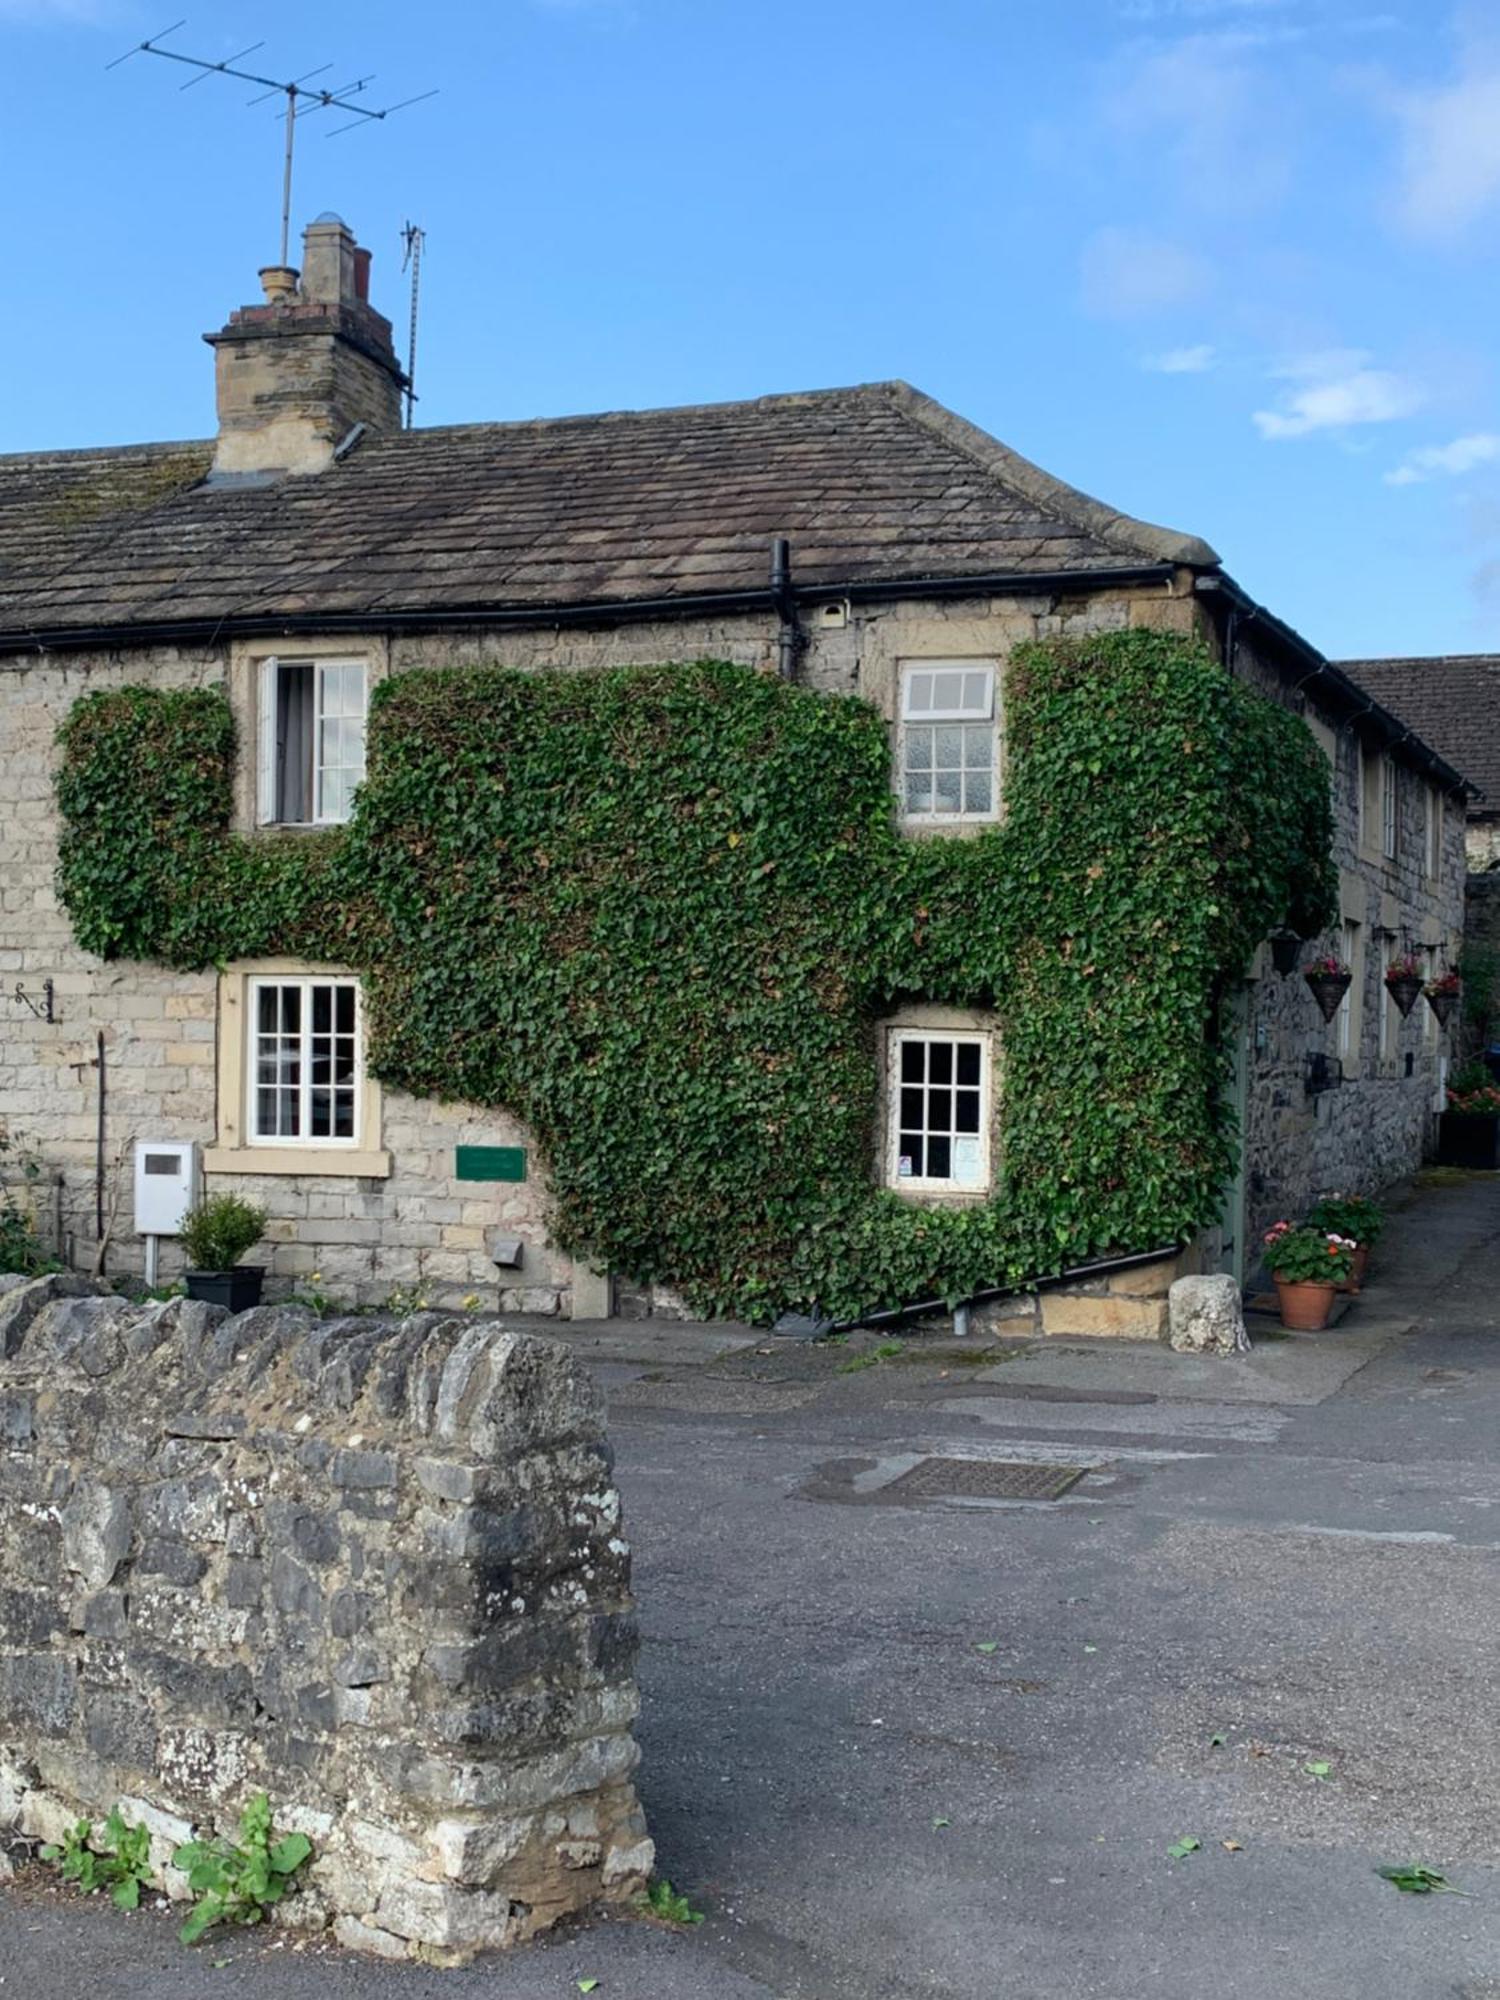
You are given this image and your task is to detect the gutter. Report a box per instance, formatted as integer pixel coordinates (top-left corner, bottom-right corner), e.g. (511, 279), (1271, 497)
(1196, 572), (1476, 800)
(0, 562), (1178, 658)
(776, 1242), (1181, 1339)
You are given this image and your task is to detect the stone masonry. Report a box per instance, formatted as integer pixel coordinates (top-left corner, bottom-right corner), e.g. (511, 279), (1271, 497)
(0, 1273), (653, 1963)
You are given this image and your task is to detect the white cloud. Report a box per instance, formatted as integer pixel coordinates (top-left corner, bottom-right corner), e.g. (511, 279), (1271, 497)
(1252, 348), (1425, 439)
(1386, 36), (1500, 237)
(1386, 433), (1500, 485)
(1144, 343), (1218, 373)
(1079, 227), (1209, 319)
(1106, 31), (1296, 210)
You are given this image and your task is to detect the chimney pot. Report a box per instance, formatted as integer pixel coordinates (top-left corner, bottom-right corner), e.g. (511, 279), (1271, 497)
(258, 264), (299, 304)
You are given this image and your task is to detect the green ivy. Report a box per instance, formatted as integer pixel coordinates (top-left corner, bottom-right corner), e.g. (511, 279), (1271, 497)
(55, 632), (1334, 1321)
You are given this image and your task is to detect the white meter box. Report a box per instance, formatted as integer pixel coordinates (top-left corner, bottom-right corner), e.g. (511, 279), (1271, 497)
(133, 1139), (199, 1236)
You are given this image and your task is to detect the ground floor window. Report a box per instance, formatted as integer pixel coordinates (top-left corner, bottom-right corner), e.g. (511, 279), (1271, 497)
(888, 1028), (990, 1192)
(249, 975), (362, 1145)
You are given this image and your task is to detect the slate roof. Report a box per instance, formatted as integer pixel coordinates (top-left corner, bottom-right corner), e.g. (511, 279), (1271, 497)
(0, 381), (1218, 647)
(1339, 655), (1500, 813)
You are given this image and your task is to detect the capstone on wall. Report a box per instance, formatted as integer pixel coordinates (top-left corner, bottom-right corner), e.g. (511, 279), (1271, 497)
(0, 575), (1192, 1312)
(0, 1272), (652, 1963)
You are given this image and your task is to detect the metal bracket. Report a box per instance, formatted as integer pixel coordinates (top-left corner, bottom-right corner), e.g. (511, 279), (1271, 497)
(10, 979), (56, 1023)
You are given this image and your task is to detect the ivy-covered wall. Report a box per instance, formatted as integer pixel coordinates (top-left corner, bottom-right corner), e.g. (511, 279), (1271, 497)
(55, 631), (1334, 1321)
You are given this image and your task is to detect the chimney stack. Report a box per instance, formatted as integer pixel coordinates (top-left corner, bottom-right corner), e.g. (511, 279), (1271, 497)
(204, 215), (405, 477)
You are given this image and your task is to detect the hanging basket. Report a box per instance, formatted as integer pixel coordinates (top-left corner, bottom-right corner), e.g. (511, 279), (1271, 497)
(1270, 931), (1301, 978)
(1426, 986), (1460, 1030)
(1384, 971), (1423, 1018)
(1305, 970), (1352, 1023)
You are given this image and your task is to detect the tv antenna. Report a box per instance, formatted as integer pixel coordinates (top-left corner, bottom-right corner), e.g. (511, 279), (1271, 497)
(107, 22), (437, 272)
(400, 221), (425, 428)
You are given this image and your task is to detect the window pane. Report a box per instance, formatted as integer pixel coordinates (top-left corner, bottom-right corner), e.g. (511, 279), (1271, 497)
(256, 985), (277, 1033)
(934, 724), (963, 768)
(928, 1042), (952, 1085)
(956, 1043), (980, 1086)
(927, 1086), (951, 1131)
(934, 770), (962, 814)
(336, 985), (355, 1033)
(334, 1092), (355, 1138)
(956, 1088), (981, 1134)
(932, 671), (964, 710)
(962, 671), (991, 715)
(310, 1087), (331, 1137)
(281, 985), (301, 1033)
(963, 723), (992, 768)
(964, 770), (993, 815)
(900, 1041), (925, 1083)
(312, 984), (332, 1034)
(900, 1086), (924, 1128)
(906, 672), (933, 715)
(898, 1135), (923, 1178)
(927, 1135), (952, 1179)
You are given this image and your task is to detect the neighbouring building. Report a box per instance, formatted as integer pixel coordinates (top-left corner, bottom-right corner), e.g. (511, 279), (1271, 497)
(0, 216), (1474, 1323)
(1338, 654), (1500, 872)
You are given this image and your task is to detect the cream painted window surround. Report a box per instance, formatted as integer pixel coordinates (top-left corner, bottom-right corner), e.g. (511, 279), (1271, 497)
(205, 957), (390, 1178)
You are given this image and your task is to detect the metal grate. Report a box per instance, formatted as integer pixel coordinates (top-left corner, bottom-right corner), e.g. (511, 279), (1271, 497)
(881, 1456), (1085, 1502)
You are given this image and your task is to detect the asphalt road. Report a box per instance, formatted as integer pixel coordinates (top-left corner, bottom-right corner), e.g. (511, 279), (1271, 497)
(7, 1171), (1500, 2000)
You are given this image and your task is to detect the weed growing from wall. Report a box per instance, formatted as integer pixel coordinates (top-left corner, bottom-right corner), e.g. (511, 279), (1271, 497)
(56, 633), (1334, 1320)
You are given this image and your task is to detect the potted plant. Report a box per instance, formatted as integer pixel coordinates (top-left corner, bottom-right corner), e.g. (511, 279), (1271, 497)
(1426, 965), (1462, 1031)
(179, 1193), (268, 1311)
(1304, 953), (1353, 1023)
(1306, 1193), (1384, 1291)
(1263, 1222), (1357, 1330)
(1437, 1066), (1500, 1170)
(1383, 954), (1424, 1020)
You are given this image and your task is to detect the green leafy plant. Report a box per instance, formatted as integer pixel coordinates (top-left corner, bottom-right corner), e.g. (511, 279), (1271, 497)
(41, 1806), (154, 1910)
(178, 1193), (266, 1273)
(54, 636), (1335, 1322)
(638, 1877), (705, 1926)
(836, 1339), (906, 1374)
(1166, 1837), (1201, 1859)
(1376, 1864), (1468, 1896)
(0, 1125), (57, 1276)
(1261, 1223), (1356, 1285)
(171, 1793), (312, 1945)
(1305, 1195), (1384, 1247)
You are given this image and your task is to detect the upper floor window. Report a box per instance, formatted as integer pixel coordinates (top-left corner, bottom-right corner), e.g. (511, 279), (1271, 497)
(1424, 784), (1441, 879)
(1380, 759), (1398, 862)
(899, 662), (999, 825)
(257, 657), (367, 826)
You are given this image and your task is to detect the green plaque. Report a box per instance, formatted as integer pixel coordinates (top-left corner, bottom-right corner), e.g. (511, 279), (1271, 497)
(455, 1145), (527, 1183)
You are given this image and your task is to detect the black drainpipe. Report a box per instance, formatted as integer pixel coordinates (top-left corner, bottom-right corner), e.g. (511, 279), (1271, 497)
(770, 537), (800, 681)
(794, 1241), (1182, 1338)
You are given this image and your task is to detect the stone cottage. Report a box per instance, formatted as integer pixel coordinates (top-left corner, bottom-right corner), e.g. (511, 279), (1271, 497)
(0, 216), (1473, 1323)
(1339, 653), (1500, 873)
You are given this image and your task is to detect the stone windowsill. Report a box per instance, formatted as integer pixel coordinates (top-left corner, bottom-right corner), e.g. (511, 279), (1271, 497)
(205, 1145), (392, 1179)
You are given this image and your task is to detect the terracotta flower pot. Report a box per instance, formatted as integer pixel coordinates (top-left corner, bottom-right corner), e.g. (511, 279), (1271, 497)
(1336, 1245), (1370, 1295)
(1273, 1276), (1337, 1330)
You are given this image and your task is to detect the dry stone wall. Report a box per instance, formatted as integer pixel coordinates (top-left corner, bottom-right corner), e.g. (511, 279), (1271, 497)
(0, 1273), (652, 1963)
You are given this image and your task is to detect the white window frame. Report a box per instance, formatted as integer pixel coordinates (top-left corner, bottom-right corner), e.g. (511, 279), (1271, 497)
(257, 656), (368, 828)
(1337, 920), (1360, 1067)
(886, 1027), (992, 1194)
(1380, 758), (1398, 863)
(898, 660), (1001, 827)
(1424, 784), (1441, 880)
(246, 974), (364, 1150)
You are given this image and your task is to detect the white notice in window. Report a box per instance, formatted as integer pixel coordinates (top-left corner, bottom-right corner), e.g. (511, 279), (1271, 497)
(953, 1137), (982, 1186)
(897, 1155), (914, 1179)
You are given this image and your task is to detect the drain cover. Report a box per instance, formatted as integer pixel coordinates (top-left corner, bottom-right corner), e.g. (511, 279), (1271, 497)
(882, 1457), (1085, 1502)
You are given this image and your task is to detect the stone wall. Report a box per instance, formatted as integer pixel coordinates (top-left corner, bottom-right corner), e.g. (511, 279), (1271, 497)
(0, 575), (1187, 1313)
(1231, 629), (1468, 1277)
(0, 1274), (652, 1963)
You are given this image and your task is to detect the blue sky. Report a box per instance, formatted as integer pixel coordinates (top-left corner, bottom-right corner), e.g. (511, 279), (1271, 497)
(4, 0), (1499, 659)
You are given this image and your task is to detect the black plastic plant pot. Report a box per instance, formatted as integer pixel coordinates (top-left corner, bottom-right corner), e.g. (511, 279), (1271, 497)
(1270, 931), (1301, 978)
(184, 1267), (265, 1312)
(1385, 972), (1423, 1019)
(1426, 988), (1460, 1030)
(1437, 1112), (1500, 1170)
(1305, 971), (1352, 1023)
